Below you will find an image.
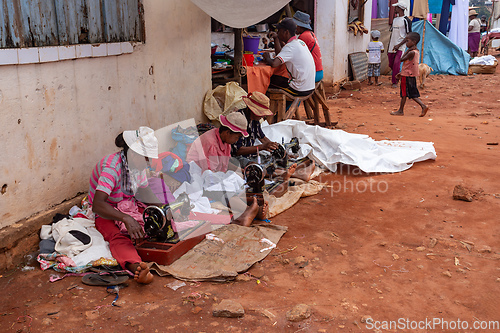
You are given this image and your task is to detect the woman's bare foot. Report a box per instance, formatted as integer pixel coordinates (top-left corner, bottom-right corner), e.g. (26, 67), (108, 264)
(281, 163), (297, 181)
(233, 197), (259, 227)
(131, 262), (153, 284)
(257, 201), (269, 220)
(419, 106), (429, 117)
(390, 110), (404, 116)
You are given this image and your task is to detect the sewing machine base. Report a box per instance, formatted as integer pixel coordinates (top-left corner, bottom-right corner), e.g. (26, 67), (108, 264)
(136, 234), (205, 265)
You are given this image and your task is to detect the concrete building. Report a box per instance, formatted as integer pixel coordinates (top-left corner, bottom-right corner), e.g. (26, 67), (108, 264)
(0, 1), (211, 232)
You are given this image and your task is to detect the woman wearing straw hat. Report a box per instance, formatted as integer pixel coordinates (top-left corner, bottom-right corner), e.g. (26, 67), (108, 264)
(186, 112), (263, 226)
(89, 126), (159, 284)
(231, 92), (279, 160)
(468, 9), (481, 57)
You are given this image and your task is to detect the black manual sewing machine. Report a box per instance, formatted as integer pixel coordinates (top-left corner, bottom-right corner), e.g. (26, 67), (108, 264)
(142, 193), (193, 243)
(244, 137), (302, 202)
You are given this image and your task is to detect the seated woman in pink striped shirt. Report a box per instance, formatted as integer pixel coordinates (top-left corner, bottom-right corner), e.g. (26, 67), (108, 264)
(89, 126), (158, 284)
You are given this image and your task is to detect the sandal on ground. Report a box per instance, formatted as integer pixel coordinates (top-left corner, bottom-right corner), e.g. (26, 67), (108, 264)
(82, 273), (129, 286)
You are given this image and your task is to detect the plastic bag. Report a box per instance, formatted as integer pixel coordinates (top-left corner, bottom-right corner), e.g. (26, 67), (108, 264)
(203, 82), (247, 120)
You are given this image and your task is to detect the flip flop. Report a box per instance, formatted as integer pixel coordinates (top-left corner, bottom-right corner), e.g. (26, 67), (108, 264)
(82, 273), (129, 286)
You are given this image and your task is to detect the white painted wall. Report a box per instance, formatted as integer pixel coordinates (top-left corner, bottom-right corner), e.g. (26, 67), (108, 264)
(316, 0), (372, 84)
(0, 0), (211, 229)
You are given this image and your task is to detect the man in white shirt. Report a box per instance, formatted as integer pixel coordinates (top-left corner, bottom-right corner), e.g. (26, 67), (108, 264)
(468, 10), (481, 57)
(388, 1), (410, 87)
(263, 18), (315, 96)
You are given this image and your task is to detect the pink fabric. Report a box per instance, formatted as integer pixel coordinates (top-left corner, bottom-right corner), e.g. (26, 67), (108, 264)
(89, 152), (132, 206)
(115, 199), (145, 234)
(400, 49), (419, 77)
(186, 128), (231, 172)
(56, 256), (76, 267)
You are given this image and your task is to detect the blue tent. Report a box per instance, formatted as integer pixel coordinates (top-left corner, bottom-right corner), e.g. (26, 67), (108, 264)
(412, 20), (470, 75)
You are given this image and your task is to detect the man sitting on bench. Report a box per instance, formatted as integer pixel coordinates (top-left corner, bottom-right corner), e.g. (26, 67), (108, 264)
(263, 17), (316, 97)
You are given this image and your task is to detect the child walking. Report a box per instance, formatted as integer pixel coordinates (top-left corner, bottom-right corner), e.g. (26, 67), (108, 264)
(366, 30), (384, 85)
(391, 32), (429, 117)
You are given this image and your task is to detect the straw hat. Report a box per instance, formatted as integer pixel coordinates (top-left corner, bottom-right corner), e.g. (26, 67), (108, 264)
(219, 112), (249, 137)
(469, 9), (478, 16)
(242, 92), (273, 117)
(123, 126), (159, 158)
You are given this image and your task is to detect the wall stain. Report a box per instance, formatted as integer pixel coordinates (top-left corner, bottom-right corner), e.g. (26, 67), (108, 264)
(26, 135), (35, 169)
(50, 138), (58, 160)
(44, 87), (55, 107)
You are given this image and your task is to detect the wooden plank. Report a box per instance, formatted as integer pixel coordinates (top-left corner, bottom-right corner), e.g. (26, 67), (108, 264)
(0, 0), (24, 48)
(86, 0), (104, 43)
(103, 0), (119, 42)
(127, 0), (140, 41)
(118, 0), (128, 41)
(20, 0), (58, 47)
(348, 52), (369, 82)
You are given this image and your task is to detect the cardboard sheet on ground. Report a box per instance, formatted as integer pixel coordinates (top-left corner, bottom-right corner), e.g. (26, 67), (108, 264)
(265, 179), (326, 218)
(150, 224), (287, 281)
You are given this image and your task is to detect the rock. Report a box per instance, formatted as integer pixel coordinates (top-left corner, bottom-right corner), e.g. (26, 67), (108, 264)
(456, 268), (467, 274)
(496, 278), (500, 282)
(417, 265), (424, 269)
(378, 242), (387, 247)
(478, 245), (492, 253)
(192, 306), (202, 314)
(286, 304), (311, 322)
(462, 92), (472, 96)
(310, 245), (322, 252)
(374, 130), (385, 134)
(235, 274), (252, 282)
(392, 254), (400, 260)
(416, 246), (426, 252)
(360, 315), (373, 324)
(429, 238), (438, 248)
(452, 185), (474, 202)
(292, 256), (308, 265)
(212, 300), (244, 318)
(343, 81), (361, 90)
(442, 271), (452, 278)
(299, 269), (312, 278)
(341, 250), (348, 256)
(41, 318), (53, 326)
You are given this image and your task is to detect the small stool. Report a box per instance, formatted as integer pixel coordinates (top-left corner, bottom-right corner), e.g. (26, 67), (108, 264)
(266, 88), (314, 124)
(303, 81), (331, 126)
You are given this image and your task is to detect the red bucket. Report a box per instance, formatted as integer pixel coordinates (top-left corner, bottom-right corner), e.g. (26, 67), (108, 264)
(243, 53), (254, 67)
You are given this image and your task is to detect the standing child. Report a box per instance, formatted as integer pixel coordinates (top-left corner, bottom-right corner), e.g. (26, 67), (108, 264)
(390, 32), (429, 117)
(366, 30), (384, 85)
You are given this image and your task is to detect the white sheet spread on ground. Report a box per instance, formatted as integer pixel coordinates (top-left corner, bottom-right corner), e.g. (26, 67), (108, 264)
(262, 120), (436, 173)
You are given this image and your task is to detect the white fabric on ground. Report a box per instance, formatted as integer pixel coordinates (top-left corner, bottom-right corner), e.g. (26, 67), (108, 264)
(70, 218), (113, 267)
(173, 162), (223, 214)
(262, 120), (436, 173)
(190, 0), (290, 29)
(469, 55), (497, 65)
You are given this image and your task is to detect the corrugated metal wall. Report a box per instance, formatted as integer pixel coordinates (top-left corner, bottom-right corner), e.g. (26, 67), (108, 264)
(0, 0), (144, 48)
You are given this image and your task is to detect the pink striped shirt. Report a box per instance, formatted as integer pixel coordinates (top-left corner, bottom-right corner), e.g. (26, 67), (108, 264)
(89, 152), (132, 206)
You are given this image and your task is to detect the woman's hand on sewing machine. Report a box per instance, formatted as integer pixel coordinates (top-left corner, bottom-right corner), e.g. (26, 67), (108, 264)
(122, 215), (145, 240)
(261, 140), (279, 152)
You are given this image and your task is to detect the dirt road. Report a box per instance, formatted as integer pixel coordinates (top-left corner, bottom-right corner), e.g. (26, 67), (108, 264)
(1, 68), (499, 332)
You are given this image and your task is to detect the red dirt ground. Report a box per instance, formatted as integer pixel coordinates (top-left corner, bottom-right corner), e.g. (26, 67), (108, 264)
(1, 64), (499, 333)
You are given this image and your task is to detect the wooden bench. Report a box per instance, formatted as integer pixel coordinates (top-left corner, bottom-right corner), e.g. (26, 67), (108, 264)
(266, 81), (331, 126)
(266, 88), (314, 124)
